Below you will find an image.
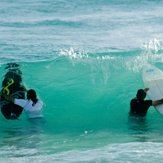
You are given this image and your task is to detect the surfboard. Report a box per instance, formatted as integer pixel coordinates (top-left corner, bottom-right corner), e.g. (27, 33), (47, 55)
(142, 64), (163, 115)
(0, 63), (25, 119)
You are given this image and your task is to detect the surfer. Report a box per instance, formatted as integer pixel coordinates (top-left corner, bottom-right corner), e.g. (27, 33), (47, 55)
(2, 89), (43, 119)
(0, 63), (26, 119)
(130, 88), (163, 117)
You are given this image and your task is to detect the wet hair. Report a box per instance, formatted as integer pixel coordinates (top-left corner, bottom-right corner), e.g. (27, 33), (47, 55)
(136, 89), (146, 100)
(27, 89), (38, 106)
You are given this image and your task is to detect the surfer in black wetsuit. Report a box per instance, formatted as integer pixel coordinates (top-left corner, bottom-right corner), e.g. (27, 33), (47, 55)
(130, 88), (163, 117)
(0, 63), (26, 119)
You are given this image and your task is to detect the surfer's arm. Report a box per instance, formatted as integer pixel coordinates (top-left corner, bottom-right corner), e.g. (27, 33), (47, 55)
(152, 99), (163, 106)
(2, 93), (26, 107)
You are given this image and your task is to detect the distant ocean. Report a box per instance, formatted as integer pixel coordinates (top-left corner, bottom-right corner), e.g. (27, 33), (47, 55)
(1, 0), (163, 162)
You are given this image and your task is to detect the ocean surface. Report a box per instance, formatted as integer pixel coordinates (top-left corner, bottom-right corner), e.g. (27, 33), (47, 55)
(0, 0), (163, 162)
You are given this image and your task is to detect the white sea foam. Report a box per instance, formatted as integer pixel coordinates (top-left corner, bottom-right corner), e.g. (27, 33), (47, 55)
(1, 142), (163, 163)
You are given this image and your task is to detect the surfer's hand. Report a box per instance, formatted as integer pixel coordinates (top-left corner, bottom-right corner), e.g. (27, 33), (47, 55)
(144, 88), (149, 92)
(153, 99), (163, 106)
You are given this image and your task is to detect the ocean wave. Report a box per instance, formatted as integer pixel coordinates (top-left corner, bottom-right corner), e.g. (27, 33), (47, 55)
(0, 19), (84, 28)
(1, 38), (163, 72)
(1, 45), (163, 72)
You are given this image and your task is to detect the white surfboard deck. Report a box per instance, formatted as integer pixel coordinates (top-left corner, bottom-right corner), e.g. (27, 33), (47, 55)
(142, 64), (163, 115)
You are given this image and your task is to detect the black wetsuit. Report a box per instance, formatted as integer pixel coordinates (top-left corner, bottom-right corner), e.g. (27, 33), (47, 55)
(130, 98), (152, 117)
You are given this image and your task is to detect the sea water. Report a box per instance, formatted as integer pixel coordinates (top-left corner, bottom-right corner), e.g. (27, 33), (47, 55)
(0, 0), (163, 162)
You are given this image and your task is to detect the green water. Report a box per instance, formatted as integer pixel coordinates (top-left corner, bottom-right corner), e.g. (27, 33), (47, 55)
(1, 0), (163, 162)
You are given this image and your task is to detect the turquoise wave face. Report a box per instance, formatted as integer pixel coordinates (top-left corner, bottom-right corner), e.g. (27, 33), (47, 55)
(1, 48), (163, 132)
(22, 58), (127, 131)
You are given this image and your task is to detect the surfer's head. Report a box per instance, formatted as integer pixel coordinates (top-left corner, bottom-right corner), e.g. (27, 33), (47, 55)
(27, 89), (38, 106)
(136, 89), (146, 100)
(27, 89), (36, 100)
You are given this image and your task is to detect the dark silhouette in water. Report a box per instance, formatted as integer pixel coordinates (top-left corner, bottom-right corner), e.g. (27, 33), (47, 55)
(0, 63), (25, 119)
(130, 88), (163, 117)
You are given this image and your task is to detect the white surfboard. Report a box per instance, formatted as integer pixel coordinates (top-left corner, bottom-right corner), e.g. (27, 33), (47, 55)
(142, 64), (163, 115)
